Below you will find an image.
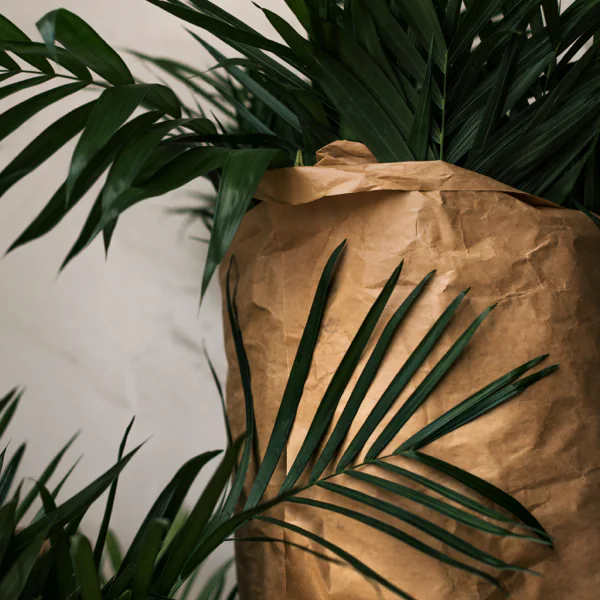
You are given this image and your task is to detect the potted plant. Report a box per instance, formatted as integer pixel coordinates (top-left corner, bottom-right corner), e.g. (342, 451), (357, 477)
(1, 1), (600, 599)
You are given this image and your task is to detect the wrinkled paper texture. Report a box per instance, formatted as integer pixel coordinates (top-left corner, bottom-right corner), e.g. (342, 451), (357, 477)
(220, 141), (600, 600)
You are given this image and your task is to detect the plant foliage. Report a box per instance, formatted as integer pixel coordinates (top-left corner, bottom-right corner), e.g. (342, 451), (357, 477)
(1, 1), (600, 292)
(0, 245), (557, 598)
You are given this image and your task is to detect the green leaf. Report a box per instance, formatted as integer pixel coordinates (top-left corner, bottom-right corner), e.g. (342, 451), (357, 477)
(196, 558), (234, 600)
(260, 514), (416, 599)
(0, 101), (95, 199)
(337, 290), (469, 471)
(409, 44), (435, 161)
(0, 40), (92, 80)
(314, 270), (434, 480)
(313, 484), (532, 572)
(281, 259), (404, 493)
(0, 443), (25, 504)
(366, 0), (428, 86)
(0, 81), (87, 144)
(245, 242), (346, 509)
(145, 0), (299, 65)
(399, 355), (552, 451)
(106, 531), (124, 573)
(0, 388), (22, 439)
(347, 471), (544, 542)
(156, 442), (241, 595)
(37, 9), (134, 85)
(401, 451), (552, 544)
(367, 304), (496, 460)
(94, 418), (135, 567)
(470, 32), (523, 156)
(195, 35), (302, 132)
(542, 0), (561, 49)
(15, 431), (80, 522)
(388, 0), (447, 68)
(0, 502), (16, 566)
(201, 148), (278, 298)
(449, 0), (505, 60)
(72, 535), (103, 600)
(372, 460), (529, 525)
(0, 50), (19, 70)
(218, 262), (256, 521)
(265, 8), (413, 160)
(0, 14), (54, 73)
(7, 111), (163, 253)
(0, 74), (53, 102)
(118, 451), (221, 578)
(66, 86), (165, 200)
(204, 346), (232, 447)
(0, 527), (51, 598)
(62, 145), (230, 268)
(132, 519), (169, 600)
(14, 443), (143, 549)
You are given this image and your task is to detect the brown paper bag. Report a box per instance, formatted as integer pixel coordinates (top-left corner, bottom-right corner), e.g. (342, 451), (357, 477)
(220, 141), (600, 600)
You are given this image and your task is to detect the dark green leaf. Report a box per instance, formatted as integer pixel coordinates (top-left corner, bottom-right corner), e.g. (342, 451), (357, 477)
(409, 44), (435, 161)
(0, 81), (87, 144)
(388, 0), (447, 68)
(202, 148), (278, 298)
(37, 9), (134, 85)
(204, 345), (232, 447)
(156, 442), (241, 594)
(94, 418), (135, 567)
(0, 389), (22, 439)
(0, 74), (53, 102)
(0, 14), (53, 73)
(347, 470), (544, 542)
(218, 262), (256, 521)
(7, 111), (163, 254)
(281, 259), (404, 492)
(0, 443), (25, 504)
(66, 86), (163, 200)
(72, 535), (103, 600)
(117, 451), (221, 577)
(401, 451), (552, 544)
(14, 443), (143, 549)
(15, 431), (79, 522)
(0, 101), (95, 199)
(0, 40), (92, 80)
(367, 304), (496, 460)
(258, 515), (416, 600)
(314, 483), (533, 572)
(337, 290), (469, 471)
(0, 502), (16, 566)
(245, 242), (346, 508)
(314, 271), (436, 480)
(0, 528), (51, 598)
(132, 519), (169, 600)
(399, 355), (552, 451)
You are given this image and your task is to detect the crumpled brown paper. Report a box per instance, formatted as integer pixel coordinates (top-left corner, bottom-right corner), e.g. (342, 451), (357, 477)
(220, 141), (600, 600)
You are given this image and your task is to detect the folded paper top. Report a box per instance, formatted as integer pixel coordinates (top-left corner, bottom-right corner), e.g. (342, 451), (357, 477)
(255, 140), (556, 208)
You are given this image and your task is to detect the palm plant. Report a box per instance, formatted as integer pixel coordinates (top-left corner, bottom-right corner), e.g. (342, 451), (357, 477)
(1, 1), (600, 297)
(0, 245), (557, 598)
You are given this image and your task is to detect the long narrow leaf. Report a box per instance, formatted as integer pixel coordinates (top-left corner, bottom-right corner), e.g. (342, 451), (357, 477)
(245, 242), (346, 508)
(337, 290), (470, 471)
(281, 259), (404, 493)
(366, 304), (496, 460)
(311, 270), (435, 482)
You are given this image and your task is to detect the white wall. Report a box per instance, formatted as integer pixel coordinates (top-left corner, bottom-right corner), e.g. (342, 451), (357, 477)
(0, 0), (291, 584)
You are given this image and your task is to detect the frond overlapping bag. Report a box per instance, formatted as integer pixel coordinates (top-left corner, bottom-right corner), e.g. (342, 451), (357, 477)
(221, 141), (600, 600)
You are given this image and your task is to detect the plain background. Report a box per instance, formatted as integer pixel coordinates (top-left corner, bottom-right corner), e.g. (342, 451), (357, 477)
(0, 0), (293, 585)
